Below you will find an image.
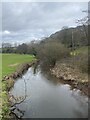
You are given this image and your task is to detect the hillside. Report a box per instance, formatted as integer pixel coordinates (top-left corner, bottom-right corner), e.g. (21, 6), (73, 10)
(42, 25), (88, 48)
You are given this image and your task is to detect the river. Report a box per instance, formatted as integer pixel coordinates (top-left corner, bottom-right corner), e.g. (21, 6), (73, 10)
(10, 66), (88, 118)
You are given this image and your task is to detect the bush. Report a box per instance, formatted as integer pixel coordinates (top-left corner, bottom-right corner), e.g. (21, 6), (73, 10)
(37, 41), (70, 69)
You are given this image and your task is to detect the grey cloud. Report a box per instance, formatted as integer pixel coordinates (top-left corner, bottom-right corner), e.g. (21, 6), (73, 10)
(2, 2), (88, 43)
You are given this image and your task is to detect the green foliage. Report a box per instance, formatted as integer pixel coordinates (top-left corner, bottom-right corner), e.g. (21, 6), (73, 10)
(2, 47), (16, 53)
(1, 81), (10, 119)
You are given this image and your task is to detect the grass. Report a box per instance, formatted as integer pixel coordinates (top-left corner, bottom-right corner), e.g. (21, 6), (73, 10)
(2, 53), (36, 77)
(0, 54), (2, 119)
(70, 46), (88, 56)
(0, 53), (36, 119)
(0, 54), (2, 80)
(1, 81), (9, 119)
(69, 46), (88, 73)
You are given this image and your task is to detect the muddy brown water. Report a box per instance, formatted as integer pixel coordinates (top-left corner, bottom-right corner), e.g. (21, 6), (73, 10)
(10, 66), (88, 118)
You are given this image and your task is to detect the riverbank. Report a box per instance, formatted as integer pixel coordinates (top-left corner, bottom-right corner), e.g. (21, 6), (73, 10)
(4, 61), (37, 119)
(3, 61), (37, 90)
(1, 54), (36, 119)
(50, 62), (89, 97)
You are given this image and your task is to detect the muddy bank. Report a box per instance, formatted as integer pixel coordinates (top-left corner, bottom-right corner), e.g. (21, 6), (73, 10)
(1, 60), (38, 119)
(50, 63), (89, 97)
(3, 60), (38, 90)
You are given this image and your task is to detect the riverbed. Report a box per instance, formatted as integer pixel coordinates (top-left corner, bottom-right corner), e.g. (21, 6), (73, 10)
(10, 66), (88, 118)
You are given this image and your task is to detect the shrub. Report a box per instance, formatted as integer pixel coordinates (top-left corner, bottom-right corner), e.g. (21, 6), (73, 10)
(37, 41), (70, 69)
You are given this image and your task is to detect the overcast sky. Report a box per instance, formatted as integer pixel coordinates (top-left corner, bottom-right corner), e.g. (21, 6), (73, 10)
(1, 2), (88, 44)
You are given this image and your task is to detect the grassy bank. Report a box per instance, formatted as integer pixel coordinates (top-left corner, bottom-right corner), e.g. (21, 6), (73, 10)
(0, 53), (36, 119)
(0, 54), (2, 119)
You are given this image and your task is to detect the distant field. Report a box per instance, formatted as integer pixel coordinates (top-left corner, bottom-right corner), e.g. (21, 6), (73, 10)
(2, 54), (35, 77)
(70, 46), (88, 56)
(75, 46), (88, 54)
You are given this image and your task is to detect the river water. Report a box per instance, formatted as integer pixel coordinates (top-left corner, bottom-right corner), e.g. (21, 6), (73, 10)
(10, 66), (88, 118)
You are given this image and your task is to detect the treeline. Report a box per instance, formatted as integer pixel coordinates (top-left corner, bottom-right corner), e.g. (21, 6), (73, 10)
(2, 42), (37, 56)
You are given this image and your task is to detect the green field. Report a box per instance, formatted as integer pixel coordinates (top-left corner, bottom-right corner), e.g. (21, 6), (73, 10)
(2, 54), (35, 77)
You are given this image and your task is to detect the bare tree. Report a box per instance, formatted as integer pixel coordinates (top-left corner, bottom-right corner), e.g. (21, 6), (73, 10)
(2, 43), (12, 48)
(76, 10), (89, 42)
(37, 41), (70, 69)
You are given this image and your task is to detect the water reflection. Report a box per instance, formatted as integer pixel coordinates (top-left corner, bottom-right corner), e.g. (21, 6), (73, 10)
(10, 67), (88, 118)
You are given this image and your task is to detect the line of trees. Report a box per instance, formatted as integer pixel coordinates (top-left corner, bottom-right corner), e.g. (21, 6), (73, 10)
(2, 42), (38, 55)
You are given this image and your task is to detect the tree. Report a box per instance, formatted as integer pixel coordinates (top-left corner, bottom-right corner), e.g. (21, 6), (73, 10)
(16, 43), (28, 54)
(76, 10), (89, 43)
(2, 43), (14, 53)
(27, 41), (38, 56)
(2, 43), (12, 48)
(37, 41), (70, 69)
(76, 17), (88, 41)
